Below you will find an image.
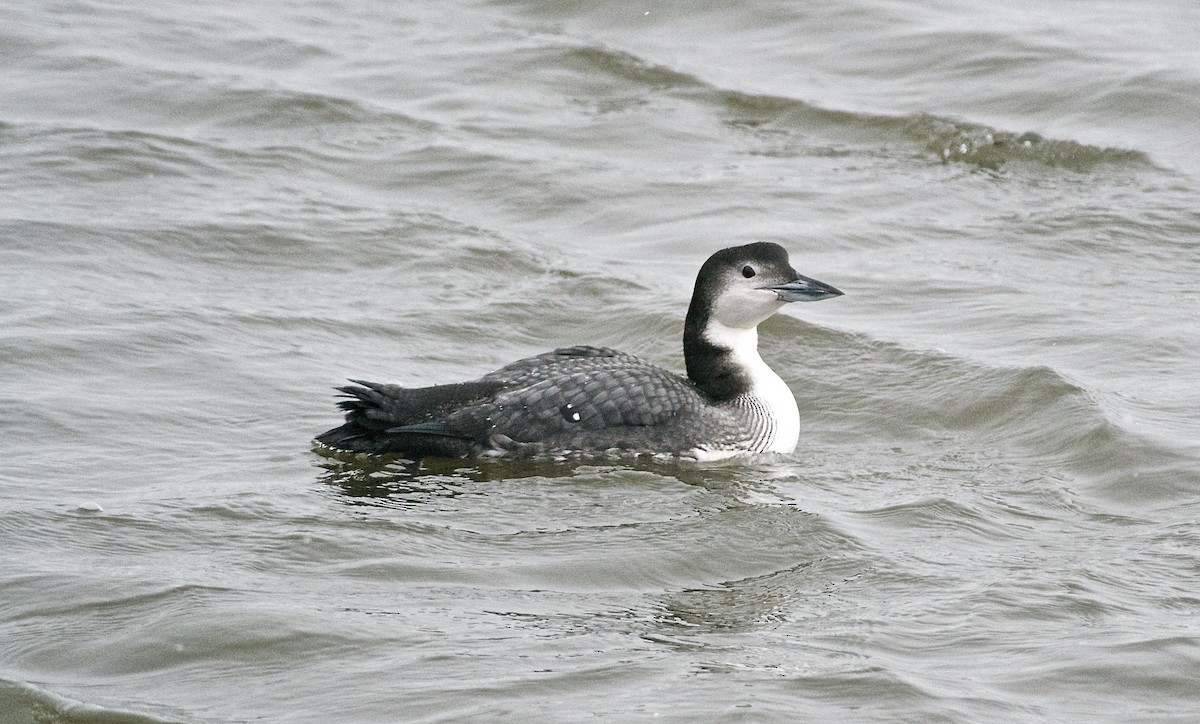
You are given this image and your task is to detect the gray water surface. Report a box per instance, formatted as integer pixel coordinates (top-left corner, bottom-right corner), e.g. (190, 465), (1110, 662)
(2, 0), (1199, 721)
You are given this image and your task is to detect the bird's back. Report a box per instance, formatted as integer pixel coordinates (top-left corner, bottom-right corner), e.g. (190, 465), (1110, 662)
(316, 346), (731, 458)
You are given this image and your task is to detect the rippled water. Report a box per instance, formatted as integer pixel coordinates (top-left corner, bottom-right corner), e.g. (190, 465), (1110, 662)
(3, 0), (1200, 721)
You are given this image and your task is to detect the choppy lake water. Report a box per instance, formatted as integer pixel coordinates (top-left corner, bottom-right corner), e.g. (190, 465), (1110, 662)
(3, 1), (1199, 721)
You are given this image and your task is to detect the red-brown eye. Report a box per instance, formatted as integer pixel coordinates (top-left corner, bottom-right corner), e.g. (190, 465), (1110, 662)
(742, 265), (756, 278)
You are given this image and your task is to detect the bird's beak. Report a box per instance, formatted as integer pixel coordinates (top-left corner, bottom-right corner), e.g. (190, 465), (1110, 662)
(770, 274), (844, 302)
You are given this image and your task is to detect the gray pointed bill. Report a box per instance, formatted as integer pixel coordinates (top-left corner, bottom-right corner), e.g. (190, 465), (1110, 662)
(769, 274), (844, 302)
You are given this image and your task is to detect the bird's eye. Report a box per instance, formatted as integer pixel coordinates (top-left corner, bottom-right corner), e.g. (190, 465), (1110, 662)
(741, 265), (756, 278)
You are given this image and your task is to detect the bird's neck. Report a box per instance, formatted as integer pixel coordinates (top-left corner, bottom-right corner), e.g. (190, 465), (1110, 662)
(683, 303), (761, 401)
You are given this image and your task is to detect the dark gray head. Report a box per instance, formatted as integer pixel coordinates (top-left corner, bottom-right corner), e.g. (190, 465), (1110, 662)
(688, 242), (843, 331)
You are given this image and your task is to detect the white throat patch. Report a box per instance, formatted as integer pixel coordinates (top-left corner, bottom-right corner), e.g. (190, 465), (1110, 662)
(702, 320), (801, 453)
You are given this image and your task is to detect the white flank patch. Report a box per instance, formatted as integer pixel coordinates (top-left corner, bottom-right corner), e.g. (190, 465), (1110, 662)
(687, 446), (750, 462)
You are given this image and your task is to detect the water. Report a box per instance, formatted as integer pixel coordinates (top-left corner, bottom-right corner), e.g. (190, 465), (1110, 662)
(2, 0), (1199, 721)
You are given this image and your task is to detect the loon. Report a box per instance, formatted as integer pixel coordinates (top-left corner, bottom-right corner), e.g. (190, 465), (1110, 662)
(316, 242), (842, 460)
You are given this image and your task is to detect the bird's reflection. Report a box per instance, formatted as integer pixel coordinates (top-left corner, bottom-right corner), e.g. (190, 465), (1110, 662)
(313, 444), (761, 509)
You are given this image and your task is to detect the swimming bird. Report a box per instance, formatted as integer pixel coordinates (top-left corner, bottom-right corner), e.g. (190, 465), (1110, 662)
(316, 242), (842, 460)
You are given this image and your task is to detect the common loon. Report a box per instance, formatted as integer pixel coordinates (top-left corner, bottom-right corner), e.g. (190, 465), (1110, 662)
(316, 242), (842, 460)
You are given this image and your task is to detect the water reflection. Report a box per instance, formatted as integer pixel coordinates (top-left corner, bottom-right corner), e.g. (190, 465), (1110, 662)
(313, 452), (472, 508)
(313, 443), (756, 506)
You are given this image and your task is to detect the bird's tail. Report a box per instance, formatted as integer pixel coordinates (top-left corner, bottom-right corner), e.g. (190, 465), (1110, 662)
(315, 379), (504, 457)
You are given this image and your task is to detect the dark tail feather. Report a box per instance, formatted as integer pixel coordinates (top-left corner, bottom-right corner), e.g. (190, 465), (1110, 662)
(315, 379), (505, 456)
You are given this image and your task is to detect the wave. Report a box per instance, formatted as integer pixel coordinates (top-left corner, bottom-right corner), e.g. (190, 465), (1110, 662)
(563, 44), (1152, 172)
(781, 319), (1200, 506)
(0, 676), (177, 724)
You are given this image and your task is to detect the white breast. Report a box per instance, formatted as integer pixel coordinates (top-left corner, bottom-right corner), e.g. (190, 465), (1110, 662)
(702, 320), (801, 454)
